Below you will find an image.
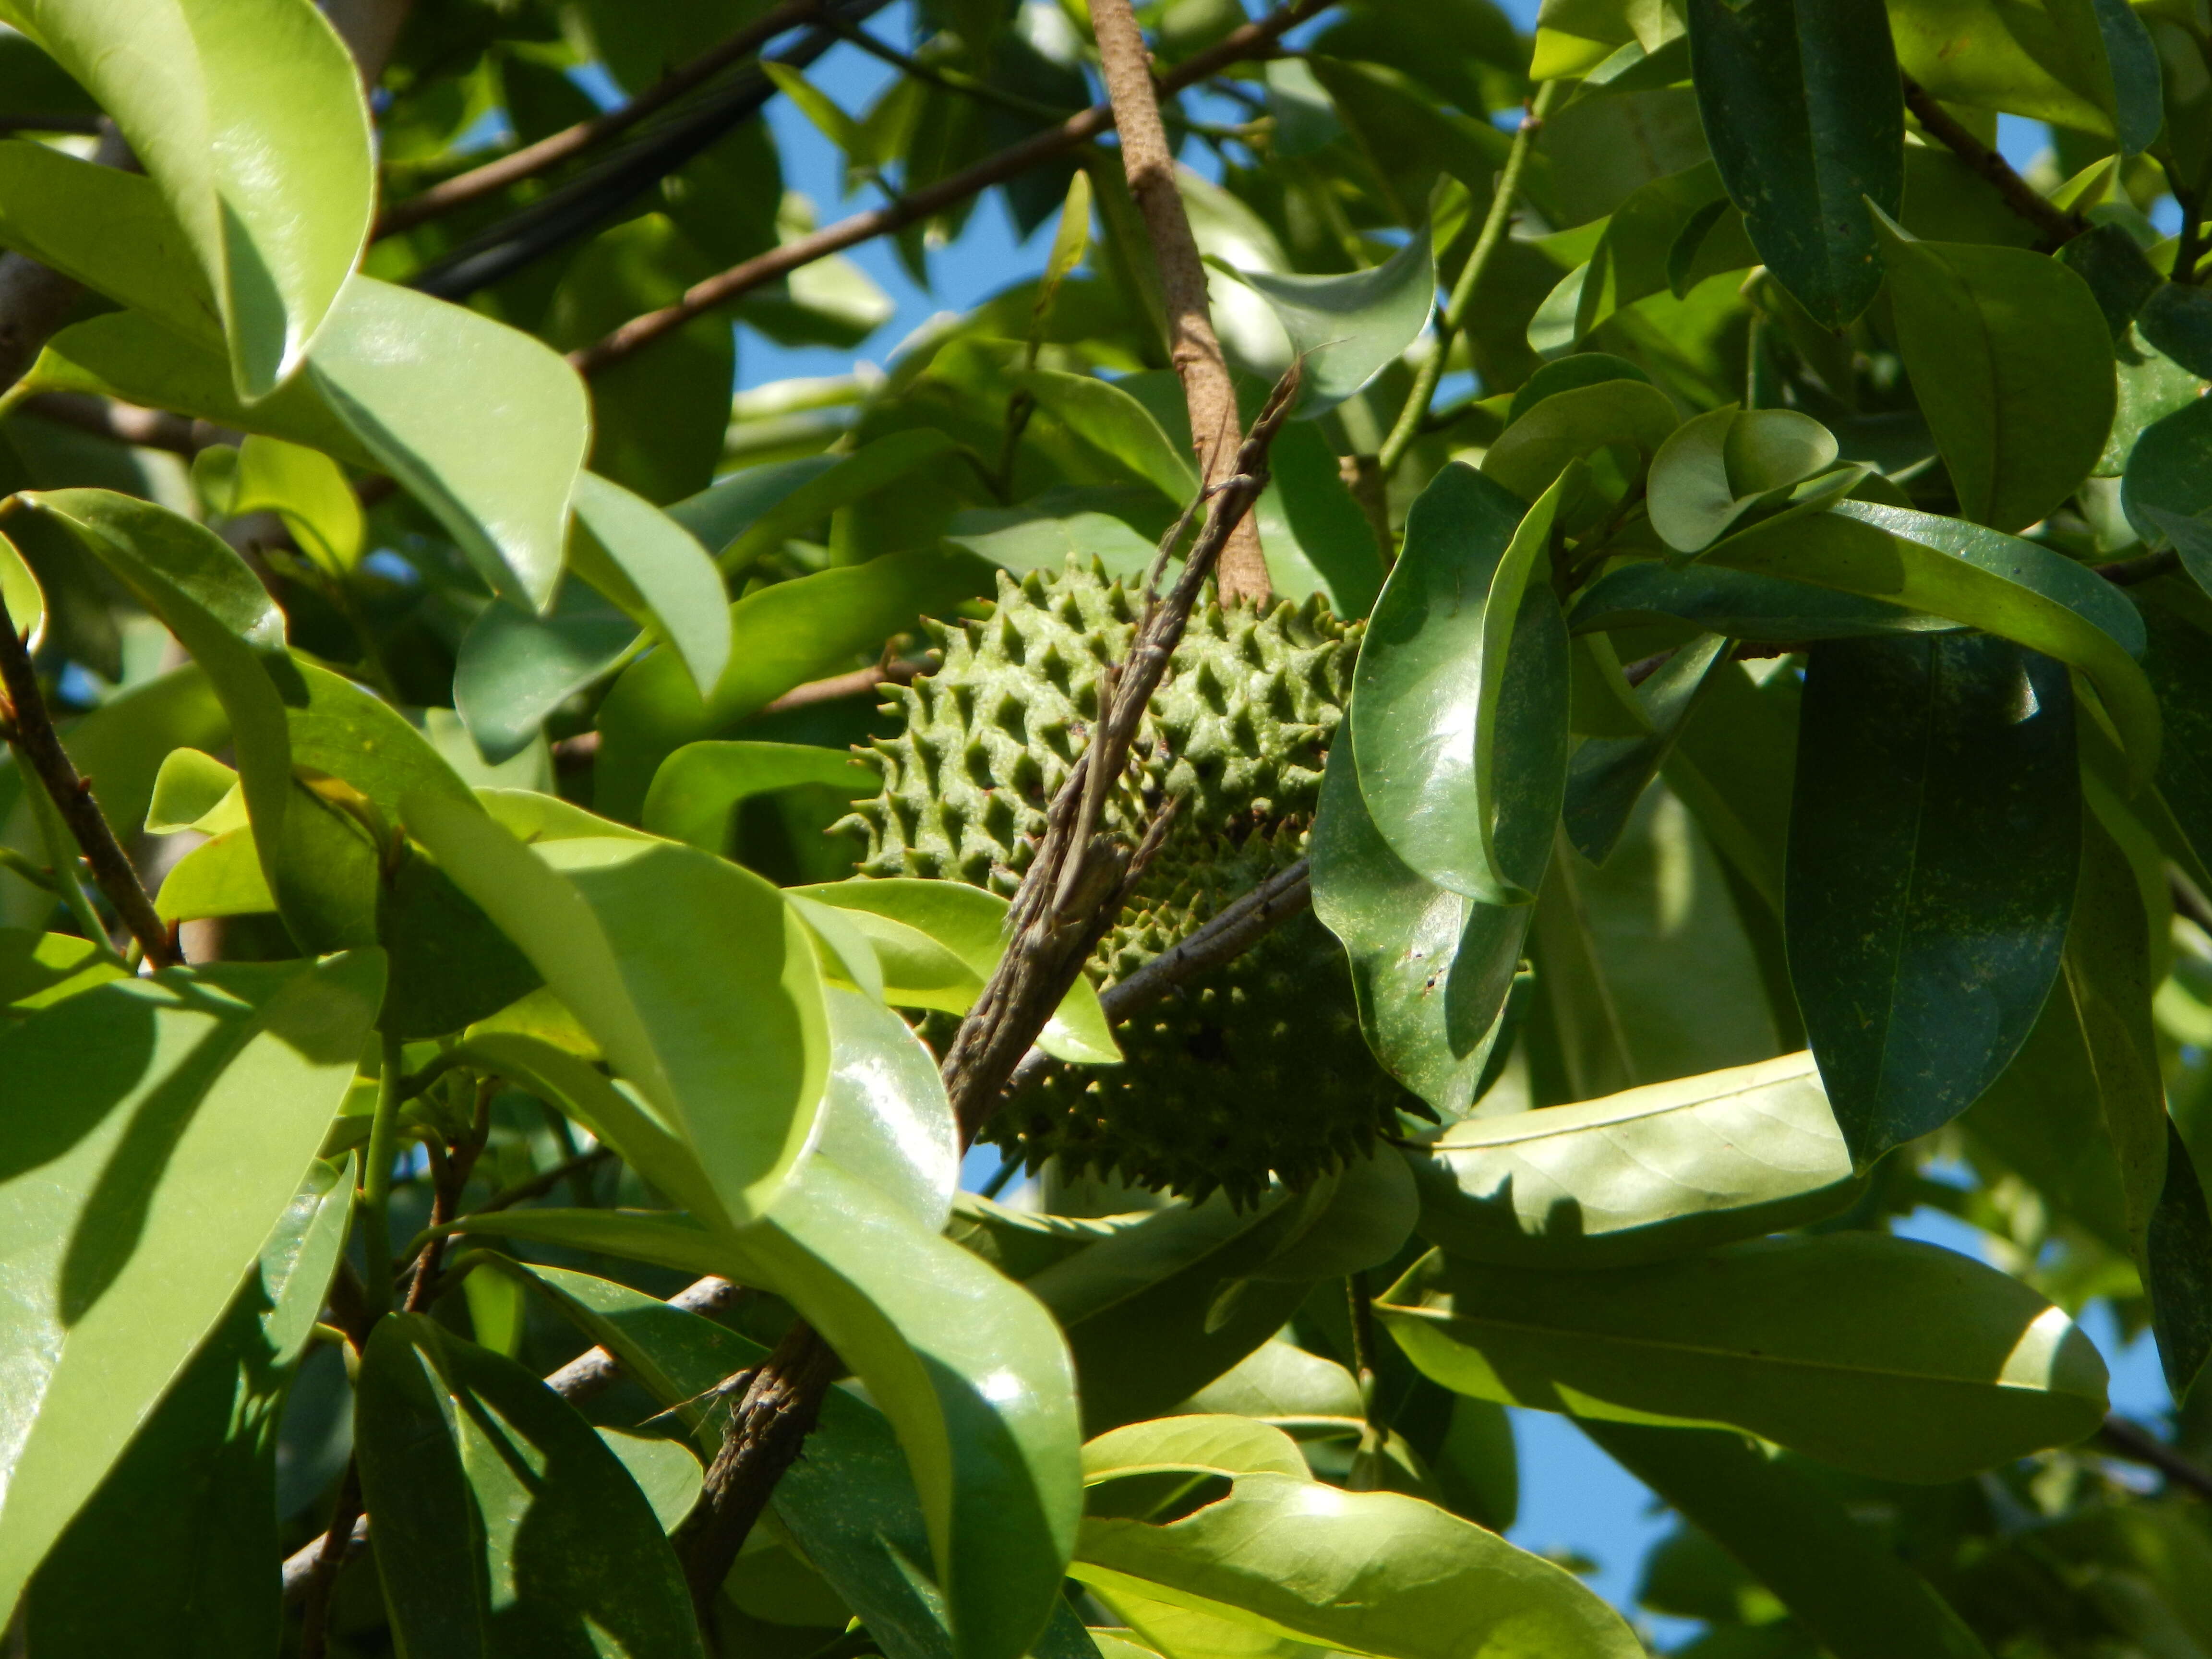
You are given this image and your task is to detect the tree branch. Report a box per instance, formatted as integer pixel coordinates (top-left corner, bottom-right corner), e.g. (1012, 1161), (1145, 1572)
(15, 392), (207, 456)
(374, 0), (815, 238)
(0, 577), (176, 966)
(1900, 75), (2084, 247)
(2098, 1414), (2212, 1502)
(674, 1321), (842, 1625)
(1090, 0), (1269, 606)
(566, 0), (1329, 380)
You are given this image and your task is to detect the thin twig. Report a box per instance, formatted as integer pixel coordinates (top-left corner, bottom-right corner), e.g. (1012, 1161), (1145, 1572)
(475, 1145), (614, 1216)
(295, 1467), (361, 1659)
(2092, 547), (2181, 586)
(1002, 855), (1313, 1095)
(374, 0), (815, 238)
(1377, 79), (1563, 478)
(814, 8), (1080, 126)
(567, 0), (1333, 380)
(1090, 0), (1269, 604)
(760, 656), (925, 716)
(2099, 1414), (2212, 1501)
(0, 579), (176, 966)
(16, 391), (205, 455)
(1900, 75), (2084, 247)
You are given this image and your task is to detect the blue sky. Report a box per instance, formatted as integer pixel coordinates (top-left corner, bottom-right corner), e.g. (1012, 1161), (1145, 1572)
(699, 4), (2172, 1635)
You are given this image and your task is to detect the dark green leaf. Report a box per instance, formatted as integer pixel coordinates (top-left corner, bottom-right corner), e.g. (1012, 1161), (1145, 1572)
(2123, 392), (2212, 543)
(1350, 462), (1570, 905)
(1581, 1422), (1993, 1659)
(1788, 634), (2079, 1166)
(356, 1314), (703, 1659)
(642, 740), (874, 853)
(1687, 0), (1902, 327)
(1480, 378), (1681, 502)
(1875, 222), (2116, 531)
(1230, 227), (1437, 417)
(2067, 813), (2212, 1397)
(1646, 407), (1840, 553)
(1701, 499), (2158, 785)
(1563, 633), (1732, 866)
(1505, 352), (1652, 428)
(454, 581), (638, 766)
(1570, 560), (1948, 640)
(1312, 726), (1529, 1118)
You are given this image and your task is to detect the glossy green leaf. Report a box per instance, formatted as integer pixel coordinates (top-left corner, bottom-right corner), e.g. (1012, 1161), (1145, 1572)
(1182, 1340), (1364, 1424)
(1350, 462), (1570, 905)
(947, 493), (1165, 583)
(1312, 696), (1530, 1117)
(568, 471), (733, 697)
(233, 433), (364, 573)
(1379, 1231), (2109, 1481)
(1228, 226), (1437, 417)
(402, 800), (830, 1226)
(642, 740), (873, 853)
(23, 1157), (353, 1658)
(155, 827), (274, 922)
(1701, 499), (2159, 785)
(1686, 0), (1901, 327)
(0, 526), (44, 651)
(789, 876), (1119, 1063)
(307, 276), (591, 612)
(1874, 221), (2116, 531)
(1581, 1422), (1994, 1659)
(1015, 370), (1200, 503)
(1506, 354), (1653, 428)
(2067, 814), (2212, 1398)
(355, 1314), (703, 1659)
(1788, 634), (2079, 1166)
(1563, 633), (1732, 866)
(0, 141), (216, 344)
(455, 582), (638, 766)
(1411, 1051), (1861, 1269)
(2138, 281), (2212, 381)
(1479, 378), (1681, 502)
(1569, 560), (1947, 641)
(0, 953), (382, 1610)
(1072, 1426), (1641, 1659)
(594, 547), (993, 821)
(0, 0), (373, 399)
(1647, 407), (1840, 553)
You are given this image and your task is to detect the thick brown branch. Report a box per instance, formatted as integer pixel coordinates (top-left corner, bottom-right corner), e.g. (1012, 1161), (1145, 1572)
(566, 0), (1324, 380)
(1901, 76), (2083, 247)
(0, 581), (176, 966)
(1090, 0), (1268, 606)
(375, 1), (813, 238)
(675, 1322), (842, 1627)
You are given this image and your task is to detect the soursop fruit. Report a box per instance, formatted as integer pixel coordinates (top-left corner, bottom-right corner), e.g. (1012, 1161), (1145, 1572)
(843, 560), (1412, 1202)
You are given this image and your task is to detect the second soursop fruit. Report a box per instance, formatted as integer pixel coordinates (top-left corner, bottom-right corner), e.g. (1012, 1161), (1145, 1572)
(844, 560), (1410, 1202)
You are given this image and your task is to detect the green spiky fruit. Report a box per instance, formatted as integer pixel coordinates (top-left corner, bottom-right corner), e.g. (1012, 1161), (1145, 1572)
(844, 560), (1410, 1203)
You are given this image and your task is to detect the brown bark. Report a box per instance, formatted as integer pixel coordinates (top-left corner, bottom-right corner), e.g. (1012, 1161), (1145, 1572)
(1088, 0), (1269, 606)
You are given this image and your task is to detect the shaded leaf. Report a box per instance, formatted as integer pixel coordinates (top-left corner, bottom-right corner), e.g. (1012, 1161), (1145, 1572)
(1788, 634), (2079, 1166)
(0, 955), (382, 1608)
(568, 471), (733, 698)
(1874, 220), (2116, 531)
(1379, 1231), (2109, 1482)
(1229, 227), (1437, 418)
(1687, 0), (1901, 327)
